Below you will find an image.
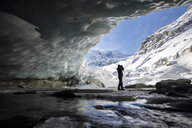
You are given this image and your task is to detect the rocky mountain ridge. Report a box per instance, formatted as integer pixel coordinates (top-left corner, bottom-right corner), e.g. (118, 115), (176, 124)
(86, 50), (130, 67)
(137, 6), (192, 55)
(102, 6), (192, 86)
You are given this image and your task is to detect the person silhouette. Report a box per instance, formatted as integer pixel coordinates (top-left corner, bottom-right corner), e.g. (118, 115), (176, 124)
(117, 65), (124, 90)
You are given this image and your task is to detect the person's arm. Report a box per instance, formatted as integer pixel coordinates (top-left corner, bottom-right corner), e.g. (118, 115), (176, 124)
(121, 65), (124, 70)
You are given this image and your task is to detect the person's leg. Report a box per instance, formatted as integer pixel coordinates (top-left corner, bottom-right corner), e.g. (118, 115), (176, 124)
(118, 78), (120, 90)
(119, 77), (124, 90)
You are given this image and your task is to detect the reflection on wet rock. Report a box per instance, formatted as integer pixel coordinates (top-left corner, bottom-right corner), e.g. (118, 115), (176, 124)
(155, 79), (192, 97)
(1, 89), (192, 128)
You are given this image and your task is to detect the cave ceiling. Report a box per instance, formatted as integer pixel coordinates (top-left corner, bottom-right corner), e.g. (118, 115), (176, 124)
(0, 0), (191, 80)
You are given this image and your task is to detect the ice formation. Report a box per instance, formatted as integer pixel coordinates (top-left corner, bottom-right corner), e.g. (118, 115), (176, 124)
(78, 60), (117, 88)
(0, 0), (192, 80)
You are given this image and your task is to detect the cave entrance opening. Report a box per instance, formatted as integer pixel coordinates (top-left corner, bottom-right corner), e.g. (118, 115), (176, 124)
(85, 5), (189, 68)
(93, 5), (189, 55)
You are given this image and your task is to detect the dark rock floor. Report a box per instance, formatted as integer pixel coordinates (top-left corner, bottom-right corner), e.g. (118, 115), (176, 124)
(0, 88), (192, 128)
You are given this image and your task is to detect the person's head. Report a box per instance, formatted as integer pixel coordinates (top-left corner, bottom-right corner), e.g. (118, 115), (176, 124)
(118, 65), (121, 68)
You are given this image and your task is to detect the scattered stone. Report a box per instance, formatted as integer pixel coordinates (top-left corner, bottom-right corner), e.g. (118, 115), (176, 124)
(169, 99), (192, 111)
(17, 85), (25, 88)
(95, 95), (137, 101)
(0, 116), (40, 128)
(147, 97), (179, 104)
(52, 89), (114, 98)
(166, 92), (189, 98)
(86, 78), (105, 88)
(53, 90), (81, 98)
(13, 90), (37, 95)
(155, 79), (192, 97)
(125, 83), (151, 89)
(53, 89), (142, 101)
(59, 76), (79, 86)
(149, 90), (157, 94)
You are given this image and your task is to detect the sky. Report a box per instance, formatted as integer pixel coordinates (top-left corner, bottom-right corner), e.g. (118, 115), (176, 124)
(93, 5), (189, 55)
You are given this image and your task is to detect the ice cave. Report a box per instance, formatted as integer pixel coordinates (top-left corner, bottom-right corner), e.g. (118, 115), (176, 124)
(1, 0), (192, 128)
(0, 0), (191, 82)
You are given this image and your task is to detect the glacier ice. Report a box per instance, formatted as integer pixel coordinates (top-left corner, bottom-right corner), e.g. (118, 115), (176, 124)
(0, 0), (191, 80)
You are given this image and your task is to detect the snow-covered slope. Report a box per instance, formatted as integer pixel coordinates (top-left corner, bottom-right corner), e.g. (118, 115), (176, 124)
(138, 6), (192, 55)
(103, 6), (192, 86)
(86, 50), (129, 67)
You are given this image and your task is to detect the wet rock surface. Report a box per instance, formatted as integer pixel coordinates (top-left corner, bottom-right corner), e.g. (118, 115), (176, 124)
(53, 89), (144, 101)
(0, 87), (192, 128)
(0, 116), (41, 128)
(125, 83), (153, 89)
(155, 79), (192, 97)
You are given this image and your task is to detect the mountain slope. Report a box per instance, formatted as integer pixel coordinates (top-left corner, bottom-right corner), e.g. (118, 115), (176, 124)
(137, 6), (192, 55)
(103, 6), (192, 86)
(86, 50), (130, 67)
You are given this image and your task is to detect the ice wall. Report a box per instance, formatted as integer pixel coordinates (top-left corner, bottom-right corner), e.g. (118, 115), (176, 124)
(0, 0), (191, 80)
